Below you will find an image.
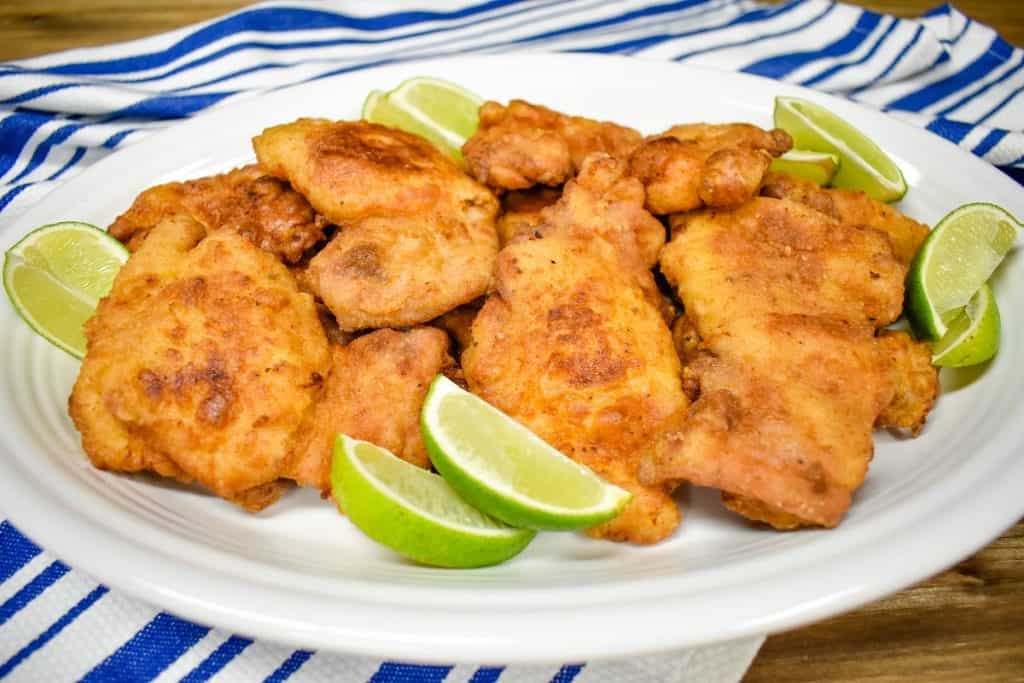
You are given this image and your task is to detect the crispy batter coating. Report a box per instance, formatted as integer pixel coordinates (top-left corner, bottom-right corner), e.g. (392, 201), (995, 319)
(463, 100), (643, 190)
(254, 119), (499, 330)
(69, 216), (330, 510)
(290, 327), (451, 491)
(464, 166), (685, 544)
(761, 172), (930, 265)
(432, 303), (481, 354)
(497, 187), (561, 246)
(630, 123), (792, 214)
(875, 330), (940, 434)
(647, 198), (936, 528)
(109, 164), (327, 263)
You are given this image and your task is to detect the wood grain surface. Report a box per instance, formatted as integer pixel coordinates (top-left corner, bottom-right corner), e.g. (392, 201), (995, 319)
(0, 1), (1020, 680)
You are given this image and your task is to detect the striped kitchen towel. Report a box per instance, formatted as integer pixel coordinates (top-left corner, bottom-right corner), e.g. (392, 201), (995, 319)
(0, 1), (1021, 681)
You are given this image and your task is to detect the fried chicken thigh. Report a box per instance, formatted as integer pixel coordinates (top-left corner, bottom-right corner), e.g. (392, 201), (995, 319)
(464, 155), (687, 544)
(497, 187), (561, 246)
(646, 198), (938, 528)
(761, 172), (929, 264)
(290, 327), (451, 491)
(109, 164), (326, 263)
(463, 100), (643, 190)
(254, 119), (499, 330)
(630, 123), (792, 215)
(69, 215), (330, 510)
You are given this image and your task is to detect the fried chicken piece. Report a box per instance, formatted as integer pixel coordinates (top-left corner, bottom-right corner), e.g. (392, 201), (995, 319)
(463, 100), (643, 190)
(69, 215), (330, 510)
(290, 327), (451, 491)
(254, 119), (499, 330)
(761, 172), (929, 264)
(875, 330), (940, 434)
(432, 302), (481, 354)
(109, 164), (327, 263)
(646, 197), (936, 529)
(464, 161), (686, 544)
(497, 187), (561, 246)
(630, 123), (792, 214)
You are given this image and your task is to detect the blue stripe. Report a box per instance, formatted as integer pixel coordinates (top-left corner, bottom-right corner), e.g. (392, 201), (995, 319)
(0, 111), (55, 179)
(104, 91), (235, 120)
(180, 635), (253, 683)
(0, 585), (107, 679)
(926, 117), (974, 144)
(0, 183), (30, 213)
(972, 128), (1007, 156)
(936, 54), (1024, 117)
(743, 9), (881, 80)
(887, 35), (1015, 111)
(0, 82), (83, 105)
(21, 2), (526, 77)
(801, 16), (897, 87)
(80, 613), (211, 682)
(369, 662), (454, 683)
(10, 122), (83, 183)
(551, 664), (585, 682)
(977, 80), (1024, 124)
(0, 521), (41, 583)
(0, 561), (68, 627)
(675, 0), (829, 62)
(264, 650), (313, 683)
(469, 667), (505, 683)
(848, 24), (924, 93)
(47, 146), (87, 181)
(103, 129), (136, 148)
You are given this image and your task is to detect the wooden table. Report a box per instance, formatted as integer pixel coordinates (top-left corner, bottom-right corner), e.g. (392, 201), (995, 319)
(0, 1), (1020, 680)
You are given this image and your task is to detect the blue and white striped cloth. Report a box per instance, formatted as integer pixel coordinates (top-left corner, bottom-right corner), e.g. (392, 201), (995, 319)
(1, 1), (1022, 681)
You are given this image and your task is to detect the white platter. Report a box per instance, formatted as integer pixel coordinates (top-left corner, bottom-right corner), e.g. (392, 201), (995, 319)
(1, 54), (1022, 664)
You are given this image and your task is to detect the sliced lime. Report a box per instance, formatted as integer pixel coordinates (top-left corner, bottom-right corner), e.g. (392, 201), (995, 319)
(330, 434), (534, 568)
(362, 77), (482, 161)
(3, 221), (129, 359)
(774, 96), (906, 201)
(906, 203), (1020, 339)
(931, 284), (1000, 367)
(421, 375), (632, 531)
(769, 149), (840, 186)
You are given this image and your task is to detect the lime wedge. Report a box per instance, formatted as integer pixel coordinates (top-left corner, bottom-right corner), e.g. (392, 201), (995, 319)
(769, 149), (840, 186)
(906, 203), (1020, 340)
(421, 375), (632, 531)
(931, 283), (1000, 367)
(330, 434), (534, 568)
(774, 96), (906, 201)
(362, 77), (482, 161)
(3, 221), (129, 359)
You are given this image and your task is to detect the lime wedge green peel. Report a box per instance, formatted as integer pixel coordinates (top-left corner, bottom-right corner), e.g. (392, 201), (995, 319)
(362, 77), (482, 161)
(421, 375), (632, 531)
(907, 202), (1021, 340)
(331, 434), (534, 568)
(769, 150), (840, 186)
(931, 283), (1000, 367)
(3, 221), (128, 359)
(774, 96), (906, 201)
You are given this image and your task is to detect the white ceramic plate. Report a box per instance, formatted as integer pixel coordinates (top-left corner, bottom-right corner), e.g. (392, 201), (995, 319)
(1, 54), (1022, 664)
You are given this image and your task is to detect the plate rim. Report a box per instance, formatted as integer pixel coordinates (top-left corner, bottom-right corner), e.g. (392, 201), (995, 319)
(1, 52), (1023, 664)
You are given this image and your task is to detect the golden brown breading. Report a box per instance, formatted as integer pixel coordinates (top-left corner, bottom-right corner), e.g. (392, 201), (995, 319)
(463, 100), (643, 190)
(630, 123), (792, 214)
(875, 330), (940, 434)
(69, 215), (330, 511)
(647, 197), (936, 529)
(497, 187), (561, 246)
(432, 303), (481, 355)
(254, 119), (499, 330)
(761, 172), (930, 264)
(290, 327), (451, 491)
(109, 164), (326, 263)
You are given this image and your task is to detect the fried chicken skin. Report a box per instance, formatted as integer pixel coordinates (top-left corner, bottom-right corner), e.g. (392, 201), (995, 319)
(464, 156), (686, 544)
(630, 123), (792, 215)
(109, 164), (326, 263)
(497, 187), (561, 246)
(760, 172), (929, 265)
(463, 100), (643, 190)
(254, 119), (499, 330)
(290, 327), (451, 491)
(69, 215), (330, 510)
(647, 198), (938, 528)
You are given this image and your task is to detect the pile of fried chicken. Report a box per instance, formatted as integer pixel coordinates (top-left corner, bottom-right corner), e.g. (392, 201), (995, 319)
(69, 98), (939, 545)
